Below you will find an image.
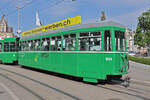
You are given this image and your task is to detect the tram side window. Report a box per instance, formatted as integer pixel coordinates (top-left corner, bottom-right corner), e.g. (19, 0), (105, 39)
(63, 34), (76, 51)
(115, 31), (125, 51)
(89, 32), (102, 51)
(10, 42), (16, 52)
(0, 43), (2, 52)
(20, 42), (23, 51)
(19, 42), (22, 51)
(34, 39), (41, 51)
(41, 38), (49, 51)
(104, 30), (112, 51)
(51, 36), (61, 51)
(21, 42), (25, 51)
(79, 31), (102, 51)
(24, 41), (28, 51)
(4, 42), (9, 52)
(79, 32), (89, 51)
(28, 40), (34, 51)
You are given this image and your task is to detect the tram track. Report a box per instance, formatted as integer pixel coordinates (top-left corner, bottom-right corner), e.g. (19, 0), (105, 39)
(96, 80), (150, 100)
(0, 64), (150, 100)
(0, 73), (45, 100)
(0, 65), (82, 100)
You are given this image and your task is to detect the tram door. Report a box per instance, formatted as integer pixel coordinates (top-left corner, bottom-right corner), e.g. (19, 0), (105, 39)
(103, 30), (113, 73)
(104, 30), (112, 51)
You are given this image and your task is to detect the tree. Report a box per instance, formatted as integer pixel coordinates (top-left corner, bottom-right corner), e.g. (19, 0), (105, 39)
(138, 9), (150, 33)
(135, 9), (150, 48)
(134, 32), (146, 47)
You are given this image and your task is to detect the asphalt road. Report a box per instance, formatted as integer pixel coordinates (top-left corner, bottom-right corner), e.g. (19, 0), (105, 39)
(0, 61), (149, 100)
(129, 61), (150, 82)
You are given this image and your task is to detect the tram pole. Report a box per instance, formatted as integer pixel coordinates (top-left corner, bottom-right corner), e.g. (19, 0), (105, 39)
(16, 7), (22, 37)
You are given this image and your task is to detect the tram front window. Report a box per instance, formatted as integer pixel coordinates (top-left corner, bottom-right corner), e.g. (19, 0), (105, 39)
(4, 42), (9, 52)
(10, 42), (16, 52)
(104, 30), (112, 51)
(115, 31), (125, 51)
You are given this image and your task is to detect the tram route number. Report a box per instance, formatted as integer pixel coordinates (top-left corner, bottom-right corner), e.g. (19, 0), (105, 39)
(106, 57), (112, 61)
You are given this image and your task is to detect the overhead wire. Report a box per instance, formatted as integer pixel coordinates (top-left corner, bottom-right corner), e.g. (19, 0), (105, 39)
(20, 0), (76, 30)
(6, 0), (41, 16)
(3, 0), (76, 32)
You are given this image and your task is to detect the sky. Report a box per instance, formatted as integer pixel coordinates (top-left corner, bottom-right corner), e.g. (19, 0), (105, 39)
(0, 0), (150, 35)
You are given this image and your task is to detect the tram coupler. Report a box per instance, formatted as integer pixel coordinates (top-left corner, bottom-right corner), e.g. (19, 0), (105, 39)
(122, 74), (131, 88)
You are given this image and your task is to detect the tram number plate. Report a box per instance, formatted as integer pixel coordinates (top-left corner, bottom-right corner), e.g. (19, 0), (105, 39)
(106, 57), (112, 61)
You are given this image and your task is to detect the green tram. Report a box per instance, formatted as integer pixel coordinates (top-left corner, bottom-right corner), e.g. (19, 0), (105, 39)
(19, 21), (129, 83)
(0, 37), (19, 64)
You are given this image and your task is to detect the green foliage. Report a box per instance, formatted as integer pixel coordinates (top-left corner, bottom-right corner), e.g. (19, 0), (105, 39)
(145, 32), (150, 45)
(138, 9), (150, 33)
(134, 33), (146, 47)
(129, 56), (150, 65)
(135, 9), (150, 47)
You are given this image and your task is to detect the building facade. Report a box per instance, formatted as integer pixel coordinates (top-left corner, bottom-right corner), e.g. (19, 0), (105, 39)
(126, 28), (136, 52)
(0, 15), (14, 40)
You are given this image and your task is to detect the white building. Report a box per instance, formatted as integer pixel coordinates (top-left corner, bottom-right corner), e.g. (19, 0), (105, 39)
(126, 28), (136, 52)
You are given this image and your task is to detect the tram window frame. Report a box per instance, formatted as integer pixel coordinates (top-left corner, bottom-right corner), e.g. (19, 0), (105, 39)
(0, 43), (2, 52)
(20, 42), (23, 51)
(104, 30), (112, 51)
(41, 38), (50, 51)
(115, 31), (125, 51)
(63, 33), (76, 51)
(4, 42), (9, 52)
(79, 31), (102, 51)
(50, 36), (61, 51)
(34, 39), (41, 51)
(19, 42), (21, 51)
(10, 42), (16, 52)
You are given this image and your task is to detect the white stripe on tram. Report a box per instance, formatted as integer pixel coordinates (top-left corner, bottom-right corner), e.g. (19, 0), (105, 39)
(19, 51), (128, 54)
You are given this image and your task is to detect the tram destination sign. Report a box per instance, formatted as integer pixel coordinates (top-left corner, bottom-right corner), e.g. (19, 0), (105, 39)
(22, 16), (81, 37)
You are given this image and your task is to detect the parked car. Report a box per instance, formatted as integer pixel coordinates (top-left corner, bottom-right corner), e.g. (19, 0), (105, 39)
(128, 51), (136, 56)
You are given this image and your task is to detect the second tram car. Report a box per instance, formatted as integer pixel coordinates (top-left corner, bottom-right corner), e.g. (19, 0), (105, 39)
(0, 37), (19, 64)
(18, 21), (129, 83)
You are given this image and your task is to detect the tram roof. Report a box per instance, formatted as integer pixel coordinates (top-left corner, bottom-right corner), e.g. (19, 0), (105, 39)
(21, 20), (126, 39)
